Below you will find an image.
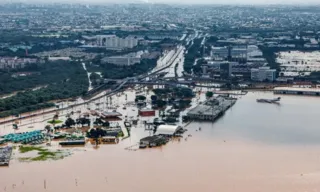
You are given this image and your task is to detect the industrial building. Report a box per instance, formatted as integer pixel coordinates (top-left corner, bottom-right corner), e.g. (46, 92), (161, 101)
(187, 97), (237, 121)
(139, 135), (168, 148)
(202, 61), (265, 79)
(251, 67), (276, 82)
(101, 111), (122, 120)
(155, 125), (184, 136)
(201, 61), (234, 78)
(0, 57), (38, 69)
(102, 51), (147, 66)
(96, 35), (138, 50)
(211, 46), (247, 60)
(103, 55), (141, 66)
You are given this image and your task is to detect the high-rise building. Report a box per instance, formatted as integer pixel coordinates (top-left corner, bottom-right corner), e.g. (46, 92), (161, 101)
(201, 61), (234, 79)
(251, 67), (276, 82)
(220, 62), (233, 79)
(96, 35), (138, 50)
(211, 46), (248, 61)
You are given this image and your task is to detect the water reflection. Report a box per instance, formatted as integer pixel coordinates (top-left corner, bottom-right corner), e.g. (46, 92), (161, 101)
(191, 92), (320, 145)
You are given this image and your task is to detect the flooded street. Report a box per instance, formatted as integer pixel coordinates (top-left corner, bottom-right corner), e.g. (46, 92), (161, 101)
(276, 51), (320, 76)
(1, 92), (320, 192)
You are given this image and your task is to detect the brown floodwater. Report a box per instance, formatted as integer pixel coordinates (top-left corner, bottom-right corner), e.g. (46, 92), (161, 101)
(1, 92), (320, 192)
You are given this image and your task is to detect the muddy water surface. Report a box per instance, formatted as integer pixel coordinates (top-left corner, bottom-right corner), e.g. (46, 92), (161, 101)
(1, 92), (320, 192)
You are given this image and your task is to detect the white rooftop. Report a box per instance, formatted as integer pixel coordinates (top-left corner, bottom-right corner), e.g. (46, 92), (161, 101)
(155, 125), (182, 135)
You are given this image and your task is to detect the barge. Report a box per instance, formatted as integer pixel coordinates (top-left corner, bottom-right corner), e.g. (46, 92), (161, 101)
(59, 139), (86, 146)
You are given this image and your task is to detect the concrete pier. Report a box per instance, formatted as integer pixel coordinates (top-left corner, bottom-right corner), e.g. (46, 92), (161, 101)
(274, 87), (320, 96)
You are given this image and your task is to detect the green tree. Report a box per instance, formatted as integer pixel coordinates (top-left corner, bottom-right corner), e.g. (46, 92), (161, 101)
(135, 95), (146, 102)
(206, 91), (213, 98)
(65, 117), (76, 128)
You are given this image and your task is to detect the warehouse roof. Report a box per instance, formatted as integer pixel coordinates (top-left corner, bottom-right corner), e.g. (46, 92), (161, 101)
(156, 125), (182, 135)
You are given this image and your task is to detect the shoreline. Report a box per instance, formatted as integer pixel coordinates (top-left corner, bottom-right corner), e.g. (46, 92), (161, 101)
(2, 87), (320, 125)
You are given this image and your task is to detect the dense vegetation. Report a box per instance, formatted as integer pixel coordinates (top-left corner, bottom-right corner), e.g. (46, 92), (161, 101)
(193, 58), (207, 76)
(89, 72), (103, 87)
(0, 30), (81, 55)
(0, 61), (88, 117)
(206, 91), (213, 98)
(206, 36), (219, 44)
(0, 61), (86, 95)
(152, 87), (194, 109)
(184, 38), (203, 73)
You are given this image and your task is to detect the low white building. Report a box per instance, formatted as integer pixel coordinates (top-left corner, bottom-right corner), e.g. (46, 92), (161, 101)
(251, 67), (276, 82)
(102, 51), (145, 66)
(96, 35), (138, 50)
(48, 56), (71, 61)
(155, 125), (183, 136)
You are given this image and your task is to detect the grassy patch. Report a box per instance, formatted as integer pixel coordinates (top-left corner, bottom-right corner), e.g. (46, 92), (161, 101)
(19, 146), (46, 153)
(47, 120), (63, 124)
(18, 145), (63, 162)
(117, 130), (124, 138)
(18, 157), (31, 161)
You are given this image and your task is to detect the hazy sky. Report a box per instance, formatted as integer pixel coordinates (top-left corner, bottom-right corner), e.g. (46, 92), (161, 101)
(7, 0), (320, 4)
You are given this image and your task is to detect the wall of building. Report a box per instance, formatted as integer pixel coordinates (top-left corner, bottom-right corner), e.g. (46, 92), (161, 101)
(96, 35), (138, 50)
(103, 56), (141, 66)
(251, 67), (276, 81)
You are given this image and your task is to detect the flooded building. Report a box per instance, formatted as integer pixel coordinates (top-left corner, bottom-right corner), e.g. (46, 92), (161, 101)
(0, 146), (13, 166)
(187, 97), (236, 121)
(155, 125), (184, 136)
(139, 135), (168, 148)
(139, 108), (156, 117)
(101, 111), (122, 121)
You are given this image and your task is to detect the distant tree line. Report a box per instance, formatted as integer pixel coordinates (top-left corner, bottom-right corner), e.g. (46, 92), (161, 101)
(0, 61), (88, 118)
(0, 60), (87, 95)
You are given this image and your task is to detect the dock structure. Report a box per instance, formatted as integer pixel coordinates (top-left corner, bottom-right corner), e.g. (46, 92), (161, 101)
(59, 139), (86, 146)
(0, 146), (13, 166)
(187, 97), (236, 121)
(274, 87), (320, 96)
